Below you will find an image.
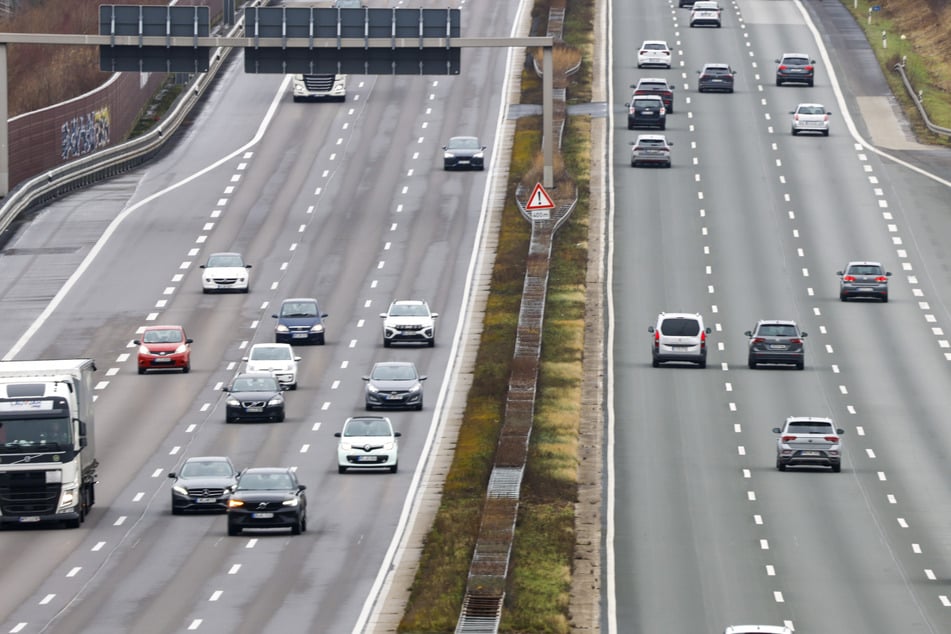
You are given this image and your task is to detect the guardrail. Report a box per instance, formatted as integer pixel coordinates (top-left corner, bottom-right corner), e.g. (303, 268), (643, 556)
(0, 2), (262, 239)
(893, 61), (951, 139)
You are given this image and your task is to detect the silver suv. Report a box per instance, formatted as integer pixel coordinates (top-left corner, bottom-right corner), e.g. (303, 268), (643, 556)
(772, 416), (844, 472)
(745, 319), (807, 370)
(380, 299), (438, 347)
(648, 313), (711, 368)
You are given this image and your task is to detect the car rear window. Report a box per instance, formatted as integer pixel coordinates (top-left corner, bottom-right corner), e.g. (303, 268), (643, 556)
(659, 318), (700, 336)
(637, 82), (668, 91)
(848, 265), (883, 275)
(787, 421), (833, 434)
(634, 99), (661, 107)
(705, 67), (729, 75)
(783, 57), (808, 66)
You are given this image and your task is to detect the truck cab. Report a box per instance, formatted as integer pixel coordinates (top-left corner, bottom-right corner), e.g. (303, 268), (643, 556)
(292, 74), (347, 102)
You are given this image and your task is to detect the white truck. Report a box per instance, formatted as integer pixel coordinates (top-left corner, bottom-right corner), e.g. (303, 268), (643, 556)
(0, 359), (97, 528)
(292, 73), (347, 102)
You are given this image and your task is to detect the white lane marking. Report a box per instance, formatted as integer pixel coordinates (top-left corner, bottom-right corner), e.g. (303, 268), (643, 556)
(246, 539), (258, 549)
(747, 491), (756, 501)
(133, 493), (144, 502)
(228, 564), (241, 574)
(188, 620), (202, 630)
(898, 518), (908, 528)
(39, 594), (55, 605)
(753, 515), (763, 525)
(170, 446), (181, 455)
(92, 542), (105, 552)
(913, 544), (922, 554)
(300, 444), (310, 453)
(865, 448), (876, 459)
(66, 567), (81, 578)
(737, 446), (745, 456)
(210, 590), (223, 601)
(760, 539), (769, 550)
(105, 368), (119, 377)
(151, 469), (163, 478)
(331, 380), (340, 389)
(773, 591), (784, 603)
(312, 422), (321, 431)
(116, 353), (130, 362)
(878, 472), (887, 481)
(887, 494), (896, 504)
(114, 516), (126, 526)
(765, 565), (775, 576)
(926, 570), (936, 581)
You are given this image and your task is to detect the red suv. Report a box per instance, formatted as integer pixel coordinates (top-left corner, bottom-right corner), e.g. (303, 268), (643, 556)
(631, 78), (675, 113)
(134, 325), (193, 374)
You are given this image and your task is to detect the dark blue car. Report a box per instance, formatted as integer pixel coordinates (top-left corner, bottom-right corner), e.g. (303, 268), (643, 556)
(273, 297), (328, 344)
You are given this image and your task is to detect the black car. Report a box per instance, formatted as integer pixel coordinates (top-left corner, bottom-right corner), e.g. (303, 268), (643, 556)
(775, 53), (816, 86)
(273, 297), (328, 345)
(625, 94), (667, 130)
(364, 361), (427, 410)
(169, 456), (238, 514)
(226, 467), (307, 536)
(745, 320), (807, 370)
(442, 136), (486, 170)
(697, 63), (736, 93)
(223, 372), (286, 423)
(631, 78), (675, 113)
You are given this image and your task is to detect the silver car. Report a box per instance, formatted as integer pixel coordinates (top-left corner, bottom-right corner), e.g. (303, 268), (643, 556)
(772, 416), (844, 472)
(364, 361), (427, 410)
(790, 102), (831, 136)
(745, 320), (807, 370)
(630, 134), (673, 168)
(648, 312), (711, 368)
(725, 627), (793, 634)
(837, 261), (891, 302)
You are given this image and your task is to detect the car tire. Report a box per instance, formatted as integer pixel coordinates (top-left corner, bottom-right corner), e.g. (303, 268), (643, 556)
(428, 338), (435, 347)
(415, 402), (423, 411)
(728, 88), (734, 93)
(228, 524), (241, 536)
(383, 339), (392, 348)
(882, 293), (889, 303)
(338, 465), (347, 474)
(276, 411), (286, 423)
(289, 383), (297, 391)
(659, 122), (666, 130)
(390, 463), (398, 474)
(668, 105), (674, 114)
(652, 358), (660, 368)
(808, 79), (814, 87)
(365, 403), (373, 411)
(182, 362), (190, 374)
(637, 63), (643, 69)
(839, 293), (848, 302)
(822, 130), (829, 137)
(748, 358), (757, 369)
(775, 78), (782, 87)
(291, 515), (302, 535)
(631, 161), (637, 167)
(172, 506), (184, 516)
(831, 462), (841, 473)
(796, 362), (804, 370)
(226, 416), (236, 424)
(627, 122), (634, 130)
(791, 128), (799, 136)
(698, 359), (707, 369)
(665, 161), (671, 168)
(138, 367), (146, 375)
(776, 458), (786, 472)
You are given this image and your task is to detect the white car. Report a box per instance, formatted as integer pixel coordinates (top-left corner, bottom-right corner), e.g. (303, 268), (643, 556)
(790, 103), (832, 136)
(380, 299), (439, 347)
(636, 40), (672, 69)
(243, 343), (300, 390)
(689, 0), (721, 27)
(200, 252), (252, 293)
(335, 416), (400, 473)
(724, 627), (793, 634)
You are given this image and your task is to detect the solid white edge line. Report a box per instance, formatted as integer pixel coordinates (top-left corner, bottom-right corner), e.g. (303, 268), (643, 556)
(605, 0), (617, 627)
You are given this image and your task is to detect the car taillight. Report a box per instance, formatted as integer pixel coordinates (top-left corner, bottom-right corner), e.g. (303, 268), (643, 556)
(824, 436), (839, 443)
(635, 90), (646, 95)
(843, 275), (856, 282)
(789, 338), (802, 344)
(663, 91), (672, 97)
(782, 436), (796, 442)
(640, 50), (647, 55)
(659, 106), (666, 114)
(653, 330), (660, 349)
(805, 65), (814, 71)
(823, 114), (829, 121)
(700, 331), (707, 348)
(875, 276), (888, 282)
(752, 337), (766, 344)
(778, 64), (788, 71)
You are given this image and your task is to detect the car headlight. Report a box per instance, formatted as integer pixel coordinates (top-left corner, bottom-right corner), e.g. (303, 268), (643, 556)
(139, 345), (152, 356)
(310, 324), (324, 333)
(339, 442), (352, 451)
(382, 441), (395, 450)
(444, 151), (455, 158)
(228, 498), (245, 508)
(367, 384), (380, 394)
(175, 344), (189, 354)
(268, 396), (284, 406)
(408, 383), (422, 394)
(173, 485), (189, 496)
(282, 497), (299, 507)
(275, 324), (290, 333)
(473, 151), (484, 159)
(226, 397), (241, 407)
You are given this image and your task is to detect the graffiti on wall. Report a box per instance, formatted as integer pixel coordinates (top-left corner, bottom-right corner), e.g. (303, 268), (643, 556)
(60, 107), (111, 160)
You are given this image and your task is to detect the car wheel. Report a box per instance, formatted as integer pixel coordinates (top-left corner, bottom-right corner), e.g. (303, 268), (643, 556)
(652, 358), (660, 368)
(776, 458), (786, 472)
(831, 462), (841, 473)
(631, 161), (637, 167)
(443, 163), (451, 170)
(775, 78), (782, 87)
(390, 463), (398, 474)
(748, 358), (757, 369)
(366, 402), (373, 411)
(637, 63), (643, 69)
(291, 514), (302, 535)
(289, 383), (297, 391)
(182, 362), (190, 374)
(338, 465), (347, 474)
(383, 339), (392, 348)
(226, 416), (236, 424)
(791, 128), (799, 136)
(659, 122), (666, 130)
(665, 161), (671, 168)
(172, 506), (183, 516)
(317, 334), (326, 345)
(796, 362), (804, 370)
(668, 105), (674, 114)
(882, 293), (889, 303)
(428, 338), (435, 348)
(415, 402), (423, 411)
(808, 79), (814, 87)
(728, 88), (734, 93)
(627, 122), (634, 130)
(138, 367), (146, 375)
(839, 293), (848, 302)
(276, 411), (286, 423)
(228, 524), (241, 536)
(822, 130), (829, 137)
(698, 359), (707, 369)
(300, 512), (307, 532)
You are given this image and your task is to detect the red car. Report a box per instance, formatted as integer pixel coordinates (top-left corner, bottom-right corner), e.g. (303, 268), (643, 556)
(134, 325), (193, 374)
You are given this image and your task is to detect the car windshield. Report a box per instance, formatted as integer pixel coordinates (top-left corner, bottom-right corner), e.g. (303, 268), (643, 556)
(281, 302), (318, 317)
(372, 364), (417, 381)
(660, 318), (700, 336)
(207, 254), (244, 268)
(344, 419), (392, 437)
(757, 324), (798, 337)
(181, 461), (234, 478)
(143, 329), (183, 344)
(848, 265), (883, 275)
(251, 346), (292, 361)
(449, 137), (481, 150)
(787, 422), (833, 434)
(390, 303), (429, 317)
(238, 472), (294, 490)
(232, 377), (279, 392)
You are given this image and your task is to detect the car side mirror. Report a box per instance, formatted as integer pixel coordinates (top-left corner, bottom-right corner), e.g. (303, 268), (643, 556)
(774, 59), (781, 63)
(294, 356), (302, 361)
(420, 375), (428, 381)
(441, 145), (448, 150)
(272, 313), (279, 318)
(788, 111), (795, 115)
(334, 432), (342, 437)
(432, 313), (439, 318)
(322, 313), (329, 318)
(771, 427), (781, 434)
(705, 328), (712, 334)
(629, 83), (636, 89)
(648, 326), (655, 333)
(811, 59), (816, 64)
(886, 271), (892, 276)
(362, 376), (370, 381)
(380, 313), (387, 318)
(242, 356), (249, 362)
(185, 338), (194, 344)
(168, 472), (177, 479)
(245, 264), (252, 269)
(222, 386), (231, 393)
(481, 146), (487, 150)
(298, 484), (306, 491)
(835, 271), (844, 276)
(836, 428), (845, 434)
(624, 102), (631, 107)
(199, 264), (206, 269)
(743, 331), (752, 337)
(394, 431), (402, 437)
(801, 332), (808, 337)
(132, 339), (141, 345)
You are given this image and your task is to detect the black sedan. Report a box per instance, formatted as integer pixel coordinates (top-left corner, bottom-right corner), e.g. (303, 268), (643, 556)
(227, 467), (307, 536)
(745, 320), (807, 370)
(442, 136), (486, 170)
(168, 456), (237, 514)
(223, 372), (286, 423)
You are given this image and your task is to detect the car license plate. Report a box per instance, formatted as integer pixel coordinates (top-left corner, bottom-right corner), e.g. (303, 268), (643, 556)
(768, 344), (786, 350)
(292, 333), (308, 338)
(153, 358), (172, 363)
(357, 456), (377, 462)
(246, 406), (264, 413)
(801, 451), (820, 456)
(19, 516), (41, 523)
(252, 512), (273, 519)
(386, 394), (403, 400)
(196, 497), (217, 504)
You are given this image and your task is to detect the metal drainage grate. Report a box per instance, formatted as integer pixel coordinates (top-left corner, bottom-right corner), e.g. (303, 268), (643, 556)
(486, 467), (523, 499)
(456, 595), (504, 633)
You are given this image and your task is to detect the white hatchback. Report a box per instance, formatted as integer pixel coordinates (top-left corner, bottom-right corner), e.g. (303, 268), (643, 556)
(243, 343), (301, 390)
(335, 416), (400, 473)
(689, 0), (721, 27)
(790, 103), (832, 136)
(636, 40), (672, 69)
(200, 252), (252, 293)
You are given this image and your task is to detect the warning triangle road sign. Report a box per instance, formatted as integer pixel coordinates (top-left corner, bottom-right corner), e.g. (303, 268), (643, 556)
(525, 182), (555, 211)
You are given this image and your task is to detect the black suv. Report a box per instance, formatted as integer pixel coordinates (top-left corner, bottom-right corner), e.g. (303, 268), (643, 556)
(227, 467), (307, 536)
(631, 78), (675, 113)
(775, 53), (816, 86)
(697, 63), (736, 93)
(168, 456), (237, 514)
(625, 94), (667, 130)
(222, 372), (286, 423)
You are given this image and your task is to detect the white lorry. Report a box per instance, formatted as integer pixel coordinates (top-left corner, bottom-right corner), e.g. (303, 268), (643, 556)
(292, 73), (347, 102)
(0, 359), (97, 528)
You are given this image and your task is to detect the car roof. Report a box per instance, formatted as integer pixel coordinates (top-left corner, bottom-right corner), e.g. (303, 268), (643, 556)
(345, 415), (394, 427)
(785, 415), (834, 424)
(241, 466), (292, 475)
(724, 627), (792, 634)
(640, 39), (669, 46)
(846, 260), (883, 266)
(250, 342), (293, 349)
(703, 63), (731, 69)
(281, 297), (318, 304)
(780, 52), (811, 59)
(637, 77), (669, 83)
(391, 299), (428, 306)
(373, 360), (416, 368)
(142, 324), (184, 331)
(632, 94), (664, 100)
(448, 135), (480, 142)
(636, 134), (669, 142)
(657, 312), (702, 319)
(208, 251), (242, 257)
(184, 455), (232, 463)
(234, 371), (280, 380)
(755, 319), (798, 326)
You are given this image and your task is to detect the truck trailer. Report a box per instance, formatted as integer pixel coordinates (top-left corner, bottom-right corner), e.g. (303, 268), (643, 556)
(0, 359), (97, 528)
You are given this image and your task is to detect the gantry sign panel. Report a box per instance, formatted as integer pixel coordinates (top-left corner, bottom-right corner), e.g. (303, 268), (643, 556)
(99, 5), (211, 72)
(243, 7), (461, 75)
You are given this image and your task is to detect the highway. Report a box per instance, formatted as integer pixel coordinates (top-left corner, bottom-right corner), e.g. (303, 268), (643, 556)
(0, 0), (522, 631)
(609, 0), (951, 632)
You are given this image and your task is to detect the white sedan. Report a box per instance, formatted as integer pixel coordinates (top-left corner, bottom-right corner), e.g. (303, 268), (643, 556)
(199, 252), (252, 293)
(636, 40), (672, 69)
(790, 103), (832, 136)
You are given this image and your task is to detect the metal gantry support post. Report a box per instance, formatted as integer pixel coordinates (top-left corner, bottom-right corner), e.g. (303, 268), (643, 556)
(0, 44), (7, 196)
(542, 45), (553, 188)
